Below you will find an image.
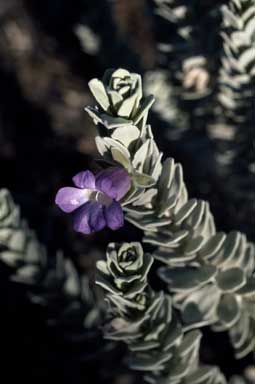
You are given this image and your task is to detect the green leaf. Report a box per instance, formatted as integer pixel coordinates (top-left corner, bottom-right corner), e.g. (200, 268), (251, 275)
(117, 92), (139, 118)
(186, 200), (205, 230)
(185, 366), (219, 384)
(133, 95), (155, 126)
(133, 172), (156, 188)
(88, 79), (110, 111)
(111, 125), (140, 147)
(236, 276), (255, 296)
(174, 199), (197, 225)
(111, 68), (130, 79)
(213, 231), (241, 267)
(101, 114), (133, 129)
(180, 285), (221, 327)
(178, 330), (202, 357)
(105, 319), (143, 341)
(184, 236), (205, 255)
(162, 315), (183, 351)
(125, 214), (171, 232)
(216, 267), (246, 292)
(129, 350), (172, 372)
(8, 230), (26, 252)
(152, 246), (196, 265)
(158, 265), (217, 291)
(107, 293), (146, 314)
(161, 164), (184, 216)
(95, 136), (108, 156)
(13, 265), (39, 282)
(182, 303), (204, 325)
(243, 243), (255, 275)
(108, 90), (123, 109)
(95, 271), (120, 295)
(86, 107), (133, 128)
(162, 359), (191, 381)
(111, 147), (132, 170)
(151, 152), (163, 182)
(144, 230), (189, 248)
(229, 313), (255, 359)
(129, 340), (160, 352)
(132, 140), (151, 173)
(0, 250), (20, 267)
(157, 158), (175, 199)
(96, 260), (110, 275)
(132, 188), (157, 207)
(217, 294), (241, 327)
(199, 232), (226, 260)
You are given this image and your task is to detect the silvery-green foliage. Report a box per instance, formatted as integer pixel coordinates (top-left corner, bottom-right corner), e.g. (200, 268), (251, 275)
(96, 242), (153, 318)
(0, 189), (114, 372)
(214, 0), (255, 227)
(217, 0), (255, 124)
(144, 70), (188, 140)
(31, 251), (103, 330)
(86, 68), (154, 130)
(96, 242), (153, 302)
(159, 231), (255, 357)
(152, 0), (255, 245)
(152, 0), (212, 123)
(86, 68), (255, 360)
(154, 0), (197, 63)
(228, 304), (255, 359)
(183, 367), (227, 384)
(0, 188), (46, 283)
(189, 1), (255, 355)
(95, 241), (226, 384)
(0, 189), (102, 329)
(86, 69), (163, 199)
(149, 0), (219, 198)
(152, 0), (255, 246)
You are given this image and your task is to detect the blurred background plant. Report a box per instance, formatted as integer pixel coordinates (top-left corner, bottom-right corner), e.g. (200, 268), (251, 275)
(0, 0), (254, 383)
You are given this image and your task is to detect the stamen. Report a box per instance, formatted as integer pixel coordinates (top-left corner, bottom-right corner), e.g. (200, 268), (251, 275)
(95, 191), (113, 206)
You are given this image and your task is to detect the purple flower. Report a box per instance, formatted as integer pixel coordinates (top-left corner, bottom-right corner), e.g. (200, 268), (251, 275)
(55, 167), (130, 234)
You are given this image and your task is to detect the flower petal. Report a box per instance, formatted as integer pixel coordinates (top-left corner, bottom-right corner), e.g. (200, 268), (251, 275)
(55, 187), (90, 213)
(73, 203), (92, 234)
(96, 167), (130, 201)
(89, 203), (106, 232)
(73, 202), (106, 234)
(105, 201), (124, 230)
(72, 170), (96, 189)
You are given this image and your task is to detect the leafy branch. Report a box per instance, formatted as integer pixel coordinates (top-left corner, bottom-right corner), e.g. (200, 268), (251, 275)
(85, 68), (255, 381)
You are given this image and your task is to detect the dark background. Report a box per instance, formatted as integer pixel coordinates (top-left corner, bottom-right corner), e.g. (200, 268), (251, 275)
(0, 1), (253, 383)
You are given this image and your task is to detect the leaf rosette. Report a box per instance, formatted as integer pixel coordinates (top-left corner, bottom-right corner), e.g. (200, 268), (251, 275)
(96, 242), (153, 299)
(86, 68), (154, 130)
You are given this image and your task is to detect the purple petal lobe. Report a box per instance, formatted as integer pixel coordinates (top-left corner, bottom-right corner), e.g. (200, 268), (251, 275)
(55, 187), (90, 213)
(72, 170), (96, 189)
(96, 167), (130, 201)
(73, 202), (92, 234)
(73, 202), (106, 234)
(105, 201), (124, 230)
(89, 203), (106, 231)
